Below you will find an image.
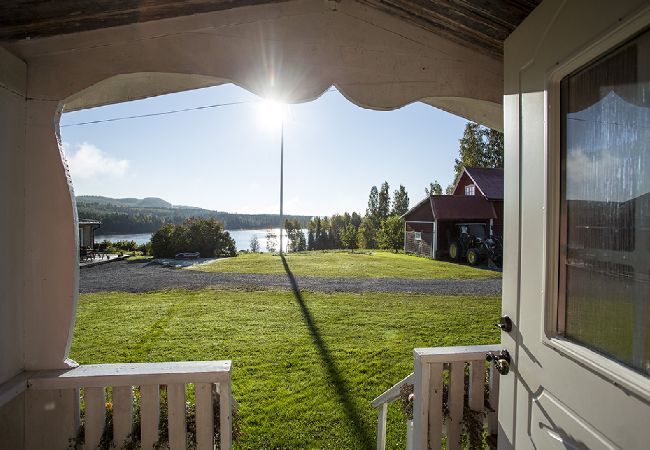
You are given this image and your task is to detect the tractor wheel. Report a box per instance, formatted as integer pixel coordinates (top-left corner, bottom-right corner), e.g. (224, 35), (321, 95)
(449, 241), (460, 260)
(467, 248), (480, 266)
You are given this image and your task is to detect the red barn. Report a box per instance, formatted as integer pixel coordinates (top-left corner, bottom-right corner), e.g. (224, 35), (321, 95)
(402, 167), (503, 258)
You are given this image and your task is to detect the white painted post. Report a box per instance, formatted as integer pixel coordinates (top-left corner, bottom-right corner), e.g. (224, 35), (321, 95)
(432, 220), (438, 259)
(446, 362), (464, 450)
(140, 385), (160, 449)
(167, 384), (187, 450)
(219, 381), (233, 450)
(112, 386), (134, 448)
(377, 402), (388, 450)
(195, 383), (214, 450)
(427, 363), (443, 450)
(412, 354), (429, 450)
(83, 387), (106, 450)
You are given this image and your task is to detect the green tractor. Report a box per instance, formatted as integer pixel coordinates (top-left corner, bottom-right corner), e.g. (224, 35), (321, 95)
(448, 223), (502, 266)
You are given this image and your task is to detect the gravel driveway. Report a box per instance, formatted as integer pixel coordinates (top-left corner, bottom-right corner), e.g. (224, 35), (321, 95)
(79, 260), (501, 295)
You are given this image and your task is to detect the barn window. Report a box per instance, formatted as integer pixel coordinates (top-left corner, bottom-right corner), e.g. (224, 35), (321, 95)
(559, 28), (649, 376)
(465, 184), (475, 196)
(415, 232), (422, 241)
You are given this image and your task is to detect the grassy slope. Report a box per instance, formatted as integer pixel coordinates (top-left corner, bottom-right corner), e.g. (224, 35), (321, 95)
(191, 251), (500, 279)
(71, 289), (500, 449)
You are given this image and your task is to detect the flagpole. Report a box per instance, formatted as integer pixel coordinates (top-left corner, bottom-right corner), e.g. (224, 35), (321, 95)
(279, 119), (284, 255)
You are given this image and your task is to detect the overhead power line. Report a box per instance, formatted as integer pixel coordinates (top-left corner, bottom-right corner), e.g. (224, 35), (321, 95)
(60, 99), (258, 127)
(60, 88), (338, 128)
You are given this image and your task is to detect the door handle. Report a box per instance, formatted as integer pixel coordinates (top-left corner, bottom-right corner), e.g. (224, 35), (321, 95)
(495, 315), (512, 333)
(486, 349), (511, 375)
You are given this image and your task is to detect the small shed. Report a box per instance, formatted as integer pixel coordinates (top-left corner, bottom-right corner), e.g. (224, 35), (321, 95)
(451, 167), (504, 235)
(402, 196), (496, 258)
(78, 219), (101, 248)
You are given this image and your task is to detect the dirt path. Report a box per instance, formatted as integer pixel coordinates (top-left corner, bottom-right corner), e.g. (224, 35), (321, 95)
(80, 260), (501, 295)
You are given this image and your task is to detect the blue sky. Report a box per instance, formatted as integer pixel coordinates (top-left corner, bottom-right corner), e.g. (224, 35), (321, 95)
(61, 84), (467, 216)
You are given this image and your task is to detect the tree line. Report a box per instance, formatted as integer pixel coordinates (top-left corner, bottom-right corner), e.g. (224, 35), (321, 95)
(273, 121), (503, 254)
(273, 182), (410, 253)
(77, 202), (311, 233)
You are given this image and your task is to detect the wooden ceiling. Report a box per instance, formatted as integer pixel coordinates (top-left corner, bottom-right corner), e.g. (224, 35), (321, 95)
(0, 0), (540, 58)
(358, 0), (541, 58)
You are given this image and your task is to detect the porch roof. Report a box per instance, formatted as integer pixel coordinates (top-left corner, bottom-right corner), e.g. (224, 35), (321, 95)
(0, 0), (540, 58)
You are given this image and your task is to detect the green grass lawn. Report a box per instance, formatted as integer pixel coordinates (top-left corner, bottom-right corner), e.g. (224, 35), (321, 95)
(71, 289), (500, 449)
(191, 250), (500, 279)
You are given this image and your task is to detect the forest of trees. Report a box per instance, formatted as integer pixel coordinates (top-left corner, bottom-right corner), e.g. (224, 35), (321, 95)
(76, 196), (311, 233)
(280, 121), (504, 254)
(279, 182), (410, 253)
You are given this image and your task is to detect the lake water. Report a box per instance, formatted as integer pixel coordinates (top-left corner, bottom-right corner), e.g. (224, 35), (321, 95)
(96, 228), (305, 253)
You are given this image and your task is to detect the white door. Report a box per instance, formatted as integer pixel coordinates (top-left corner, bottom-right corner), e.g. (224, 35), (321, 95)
(500, 1), (650, 449)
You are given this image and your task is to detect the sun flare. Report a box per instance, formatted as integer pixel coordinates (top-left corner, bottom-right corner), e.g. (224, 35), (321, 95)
(257, 100), (290, 130)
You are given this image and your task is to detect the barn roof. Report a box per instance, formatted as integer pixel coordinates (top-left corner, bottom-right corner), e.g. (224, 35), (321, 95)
(429, 195), (496, 220)
(402, 194), (496, 221)
(459, 167), (504, 200)
(401, 196), (434, 222)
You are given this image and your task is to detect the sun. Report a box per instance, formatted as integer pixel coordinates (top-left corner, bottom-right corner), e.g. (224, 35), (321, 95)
(257, 100), (290, 130)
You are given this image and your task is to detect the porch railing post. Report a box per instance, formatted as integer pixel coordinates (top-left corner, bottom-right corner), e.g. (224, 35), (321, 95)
(412, 351), (429, 450)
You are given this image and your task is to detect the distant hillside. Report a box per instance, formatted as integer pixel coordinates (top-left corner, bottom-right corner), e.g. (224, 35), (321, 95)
(77, 195), (172, 209)
(76, 195), (311, 233)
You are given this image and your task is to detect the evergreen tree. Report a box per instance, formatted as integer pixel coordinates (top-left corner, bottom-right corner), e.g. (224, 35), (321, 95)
(391, 185), (410, 216)
(366, 186), (379, 223)
(350, 212), (362, 229)
(307, 228), (315, 250)
(426, 181), (443, 196)
(453, 122), (504, 180)
(320, 216), (331, 249)
(314, 217), (322, 250)
(377, 181), (390, 221)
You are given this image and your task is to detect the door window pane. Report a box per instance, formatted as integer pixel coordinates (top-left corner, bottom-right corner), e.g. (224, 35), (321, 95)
(560, 28), (650, 376)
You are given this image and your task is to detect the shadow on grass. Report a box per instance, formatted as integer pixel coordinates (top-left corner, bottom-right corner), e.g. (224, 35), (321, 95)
(280, 255), (374, 449)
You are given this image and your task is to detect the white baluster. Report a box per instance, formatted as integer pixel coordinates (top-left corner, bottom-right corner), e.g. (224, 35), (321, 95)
(140, 385), (160, 449)
(83, 387), (105, 450)
(167, 384), (187, 450)
(446, 362), (464, 450)
(195, 383), (214, 450)
(112, 386), (133, 447)
(428, 363), (443, 450)
(468, 360), (484, 412)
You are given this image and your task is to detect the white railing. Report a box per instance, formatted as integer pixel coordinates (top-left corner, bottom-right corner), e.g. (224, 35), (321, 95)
(374, 344), (501, 450)
(27, 361), (233, 450)
(372, 372), (415, 450)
